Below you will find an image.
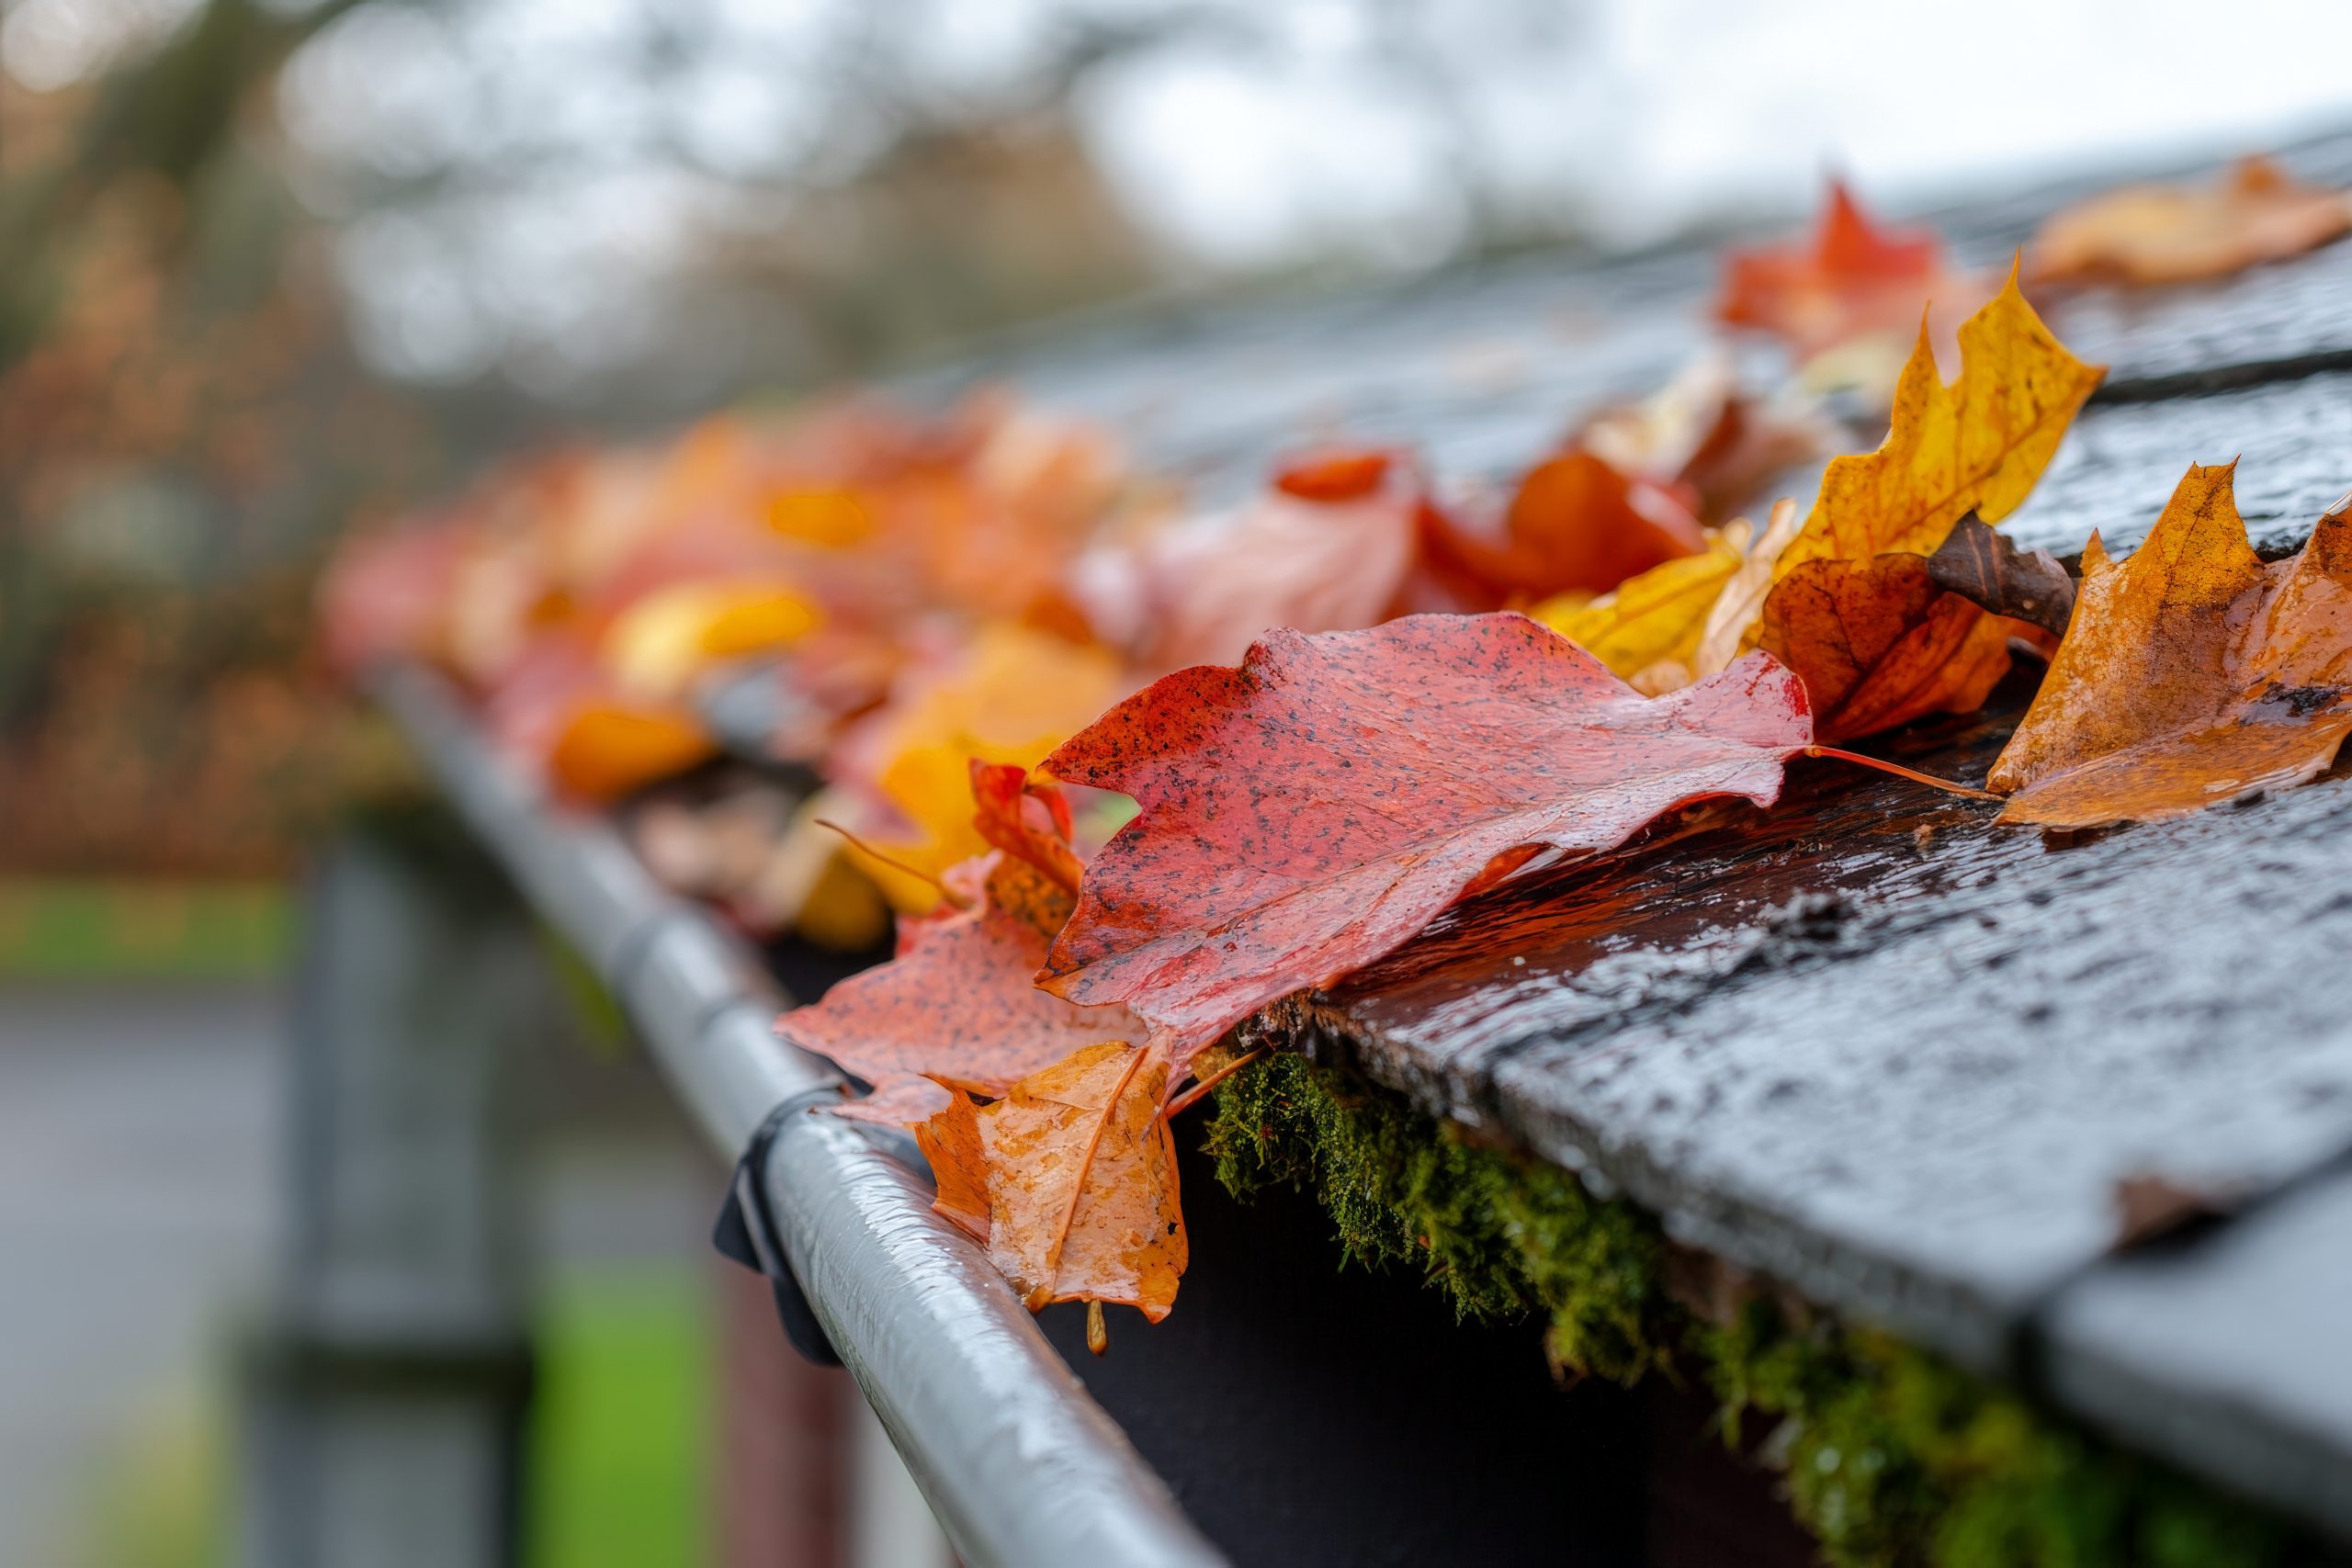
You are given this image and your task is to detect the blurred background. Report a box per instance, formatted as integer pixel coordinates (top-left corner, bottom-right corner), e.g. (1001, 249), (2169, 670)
(4, 1), (2349, 1564)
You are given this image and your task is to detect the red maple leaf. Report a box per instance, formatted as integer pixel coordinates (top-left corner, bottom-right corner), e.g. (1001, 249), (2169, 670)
(1715, 178), (1951, 359)
(1037, 614), (1814, 1054)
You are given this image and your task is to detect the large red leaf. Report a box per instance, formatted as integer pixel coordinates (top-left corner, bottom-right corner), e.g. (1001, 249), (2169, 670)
(1038, 613), (1813, 1053)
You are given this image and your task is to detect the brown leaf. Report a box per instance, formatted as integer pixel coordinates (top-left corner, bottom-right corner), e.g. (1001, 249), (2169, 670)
(1926, 513), (2077, 641)
(1758, 555), (2015, 743)
(914, 1042), (1186, 1319)
(1990, 466), (2352, 827)
(1039, 614), (1814, 1053)
(2031, 155), (2352, 287)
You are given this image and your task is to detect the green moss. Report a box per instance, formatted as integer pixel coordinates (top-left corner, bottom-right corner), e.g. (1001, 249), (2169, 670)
(1205, 1055), (2326, 1568)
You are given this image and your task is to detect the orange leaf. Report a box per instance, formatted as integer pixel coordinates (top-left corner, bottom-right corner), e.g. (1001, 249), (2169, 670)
(546, 700), (717, 803)
(1423, 450), (1706, 604)
(2030, 156), (2352, 288)
(913, 1042), (1185, 1319)
(1990, 466), (2352, 827)
(1758, 554), (2016, 743)
(1039, 614), (1813, 1054)
(1272, 447), (1395, 502)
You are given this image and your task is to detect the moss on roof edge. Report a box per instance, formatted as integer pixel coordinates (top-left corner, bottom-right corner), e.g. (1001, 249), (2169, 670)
(1202, 1053), (2333, 1568)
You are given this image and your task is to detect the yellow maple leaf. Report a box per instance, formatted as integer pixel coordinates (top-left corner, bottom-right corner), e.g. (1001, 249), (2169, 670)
(1773, 267), (2104, 581)
(1536, 526), (1746, 686)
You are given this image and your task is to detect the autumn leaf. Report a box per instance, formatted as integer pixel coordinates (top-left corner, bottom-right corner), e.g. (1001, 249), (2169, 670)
(831, 624), (1126, 910)
(1772, 268), (2106, 582)
(1715, 178), (1954, 360)
(1422, 450), (1707, 604)
(601, 580), (820, 703)
(1990, 465), (2352, 828)
(2030, 155), (2352, 287)
(1927, 513), (2076, 642)
(548, 701), (719, 802)
(1573, 354), (1831, 522)
(1689, 499), (1802, 681)
(970, 759), (1083, 900)
(1272, 448), (1397, 502)
(1075, 451), (1420, 671)
(776, 850), (1148, 1095)
(1758, 553), (2016, 742)
(913, 1041), (1185, 1320)
(1038, 614), (1814, 1052)
(1537, 525), (1747, 690)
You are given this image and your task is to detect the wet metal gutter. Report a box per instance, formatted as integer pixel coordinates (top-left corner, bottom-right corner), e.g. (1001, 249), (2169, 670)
(373, 663), (1227, 1568)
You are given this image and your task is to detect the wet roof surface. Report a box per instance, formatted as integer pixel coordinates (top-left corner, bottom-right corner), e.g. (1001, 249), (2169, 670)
(941, 128), (2352, 1540)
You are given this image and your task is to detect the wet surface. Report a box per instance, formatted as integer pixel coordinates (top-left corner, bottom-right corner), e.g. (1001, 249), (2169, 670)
(1282, 677), (2352, 1372)
(934, 130), (2352, 504)
(878, 132), (2352, 1539)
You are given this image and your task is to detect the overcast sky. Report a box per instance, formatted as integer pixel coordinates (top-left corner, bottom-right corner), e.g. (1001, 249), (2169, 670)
(10, 0), (2351, 389)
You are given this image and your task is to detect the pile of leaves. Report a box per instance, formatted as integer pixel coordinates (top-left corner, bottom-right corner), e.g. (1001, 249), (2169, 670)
(327, 160), (2352, 1348)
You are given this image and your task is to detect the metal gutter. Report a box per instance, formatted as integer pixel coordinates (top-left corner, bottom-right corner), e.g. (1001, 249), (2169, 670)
(373, 663), (1227, 1568)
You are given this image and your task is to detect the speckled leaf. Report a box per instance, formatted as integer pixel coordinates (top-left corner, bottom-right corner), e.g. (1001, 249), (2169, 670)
(777, 852), (1145, 1096)
(1038, 613), (1814, 1052)
(915, 1042), (1186, 1319)
(1991, 465), (2352, 827)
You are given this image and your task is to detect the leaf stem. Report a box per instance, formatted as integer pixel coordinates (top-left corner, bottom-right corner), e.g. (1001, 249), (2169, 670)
(1161, 1046), (1269, 1122)
(814, 819), (973, 908)
(1085, 1300), (1109, 1356)
(1803, 745), (2000, 801)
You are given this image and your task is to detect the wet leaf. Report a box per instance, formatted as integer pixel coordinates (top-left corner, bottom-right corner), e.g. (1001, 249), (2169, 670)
(1772, 269), (2105, 582)
(1926, 513), (2077, 641)
(1990, 466), (2352, 827)
(777, 851), (1147, 1096)
(1039, 614), (1813, 1052)
(969, 759), (1083, 901)
(913, 1041), (1185, 1319)
(1758, 554), (2015, 742)
(2031, 156), (2352, 287)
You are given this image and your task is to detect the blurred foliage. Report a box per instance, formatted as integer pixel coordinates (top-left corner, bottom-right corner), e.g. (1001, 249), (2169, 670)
(0, 0), (1178, 878)
(0, 0), (436, 875)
